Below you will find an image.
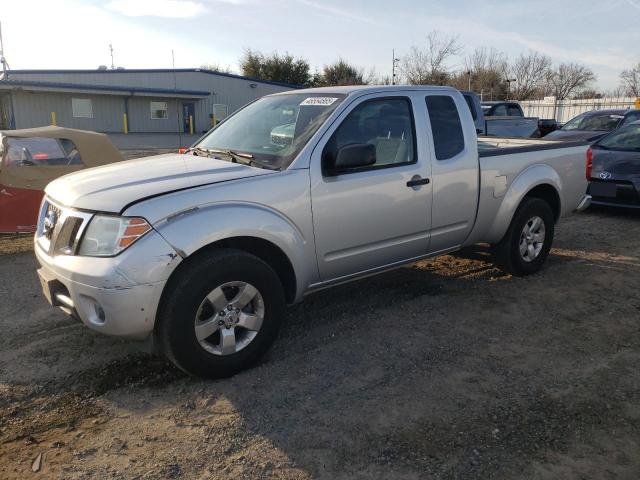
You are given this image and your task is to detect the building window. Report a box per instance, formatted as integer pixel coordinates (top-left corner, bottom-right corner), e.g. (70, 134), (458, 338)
(72, 98), (93, 118)
(150, 101), (168, 119)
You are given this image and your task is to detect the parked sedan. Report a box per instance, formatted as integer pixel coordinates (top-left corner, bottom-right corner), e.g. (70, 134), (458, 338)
(546, 109), (640, 142)
(586, 121), (640, 208)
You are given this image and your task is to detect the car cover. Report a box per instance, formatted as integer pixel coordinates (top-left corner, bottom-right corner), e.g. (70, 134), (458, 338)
(0, 126), (124, 191)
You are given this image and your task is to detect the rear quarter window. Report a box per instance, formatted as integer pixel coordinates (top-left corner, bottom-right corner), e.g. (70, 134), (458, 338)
(425, 95), (465, 160)
(3, 137), (84, 168)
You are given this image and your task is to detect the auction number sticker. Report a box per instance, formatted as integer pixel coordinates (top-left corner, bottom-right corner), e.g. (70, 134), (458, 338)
(300, 97), (338, 106)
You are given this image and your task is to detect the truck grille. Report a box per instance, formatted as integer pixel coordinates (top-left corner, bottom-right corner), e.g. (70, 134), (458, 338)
(37, 198), (93, 256)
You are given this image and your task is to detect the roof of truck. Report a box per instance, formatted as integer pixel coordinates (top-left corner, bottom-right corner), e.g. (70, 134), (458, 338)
(272, 85), (458, 96)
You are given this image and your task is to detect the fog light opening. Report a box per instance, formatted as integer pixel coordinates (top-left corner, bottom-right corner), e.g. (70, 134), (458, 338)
(94, 302), (106, 324)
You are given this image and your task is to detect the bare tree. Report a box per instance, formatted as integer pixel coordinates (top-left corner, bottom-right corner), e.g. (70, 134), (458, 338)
(545, 63), (596, 100)
(605, 85), (631, 98)
(451, 47), (508, 97)
(508, 51), (552, 100)
(401, 31), (462, 85)
(572, 89), (603, 100)
(620, 63), (640, 97)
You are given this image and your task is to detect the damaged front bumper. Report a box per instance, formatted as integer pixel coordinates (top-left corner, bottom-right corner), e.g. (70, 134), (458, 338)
(35, 230), (182, 339)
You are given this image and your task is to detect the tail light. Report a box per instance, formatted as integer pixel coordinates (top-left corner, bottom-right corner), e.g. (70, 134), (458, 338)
(178, 147), (188, 154)
(586, 147), (593, 180)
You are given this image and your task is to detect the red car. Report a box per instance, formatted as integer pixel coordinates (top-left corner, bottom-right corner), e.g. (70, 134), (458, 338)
(0, 126), (123, 233)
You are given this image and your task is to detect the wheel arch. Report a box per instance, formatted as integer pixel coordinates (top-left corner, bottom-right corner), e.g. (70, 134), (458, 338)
(485, 164), (562, 244)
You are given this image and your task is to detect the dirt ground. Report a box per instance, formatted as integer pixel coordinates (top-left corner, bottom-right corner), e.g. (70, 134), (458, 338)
(1, 207), (639, 479)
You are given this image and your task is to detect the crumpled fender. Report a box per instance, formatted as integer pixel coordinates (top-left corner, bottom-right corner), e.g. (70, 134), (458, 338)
(153, 201), (313, 301)
(485, 164), (562, 244)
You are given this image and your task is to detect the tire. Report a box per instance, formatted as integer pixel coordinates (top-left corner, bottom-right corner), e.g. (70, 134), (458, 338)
(494, 197), (555, 276)
(155, 248), (286, 378)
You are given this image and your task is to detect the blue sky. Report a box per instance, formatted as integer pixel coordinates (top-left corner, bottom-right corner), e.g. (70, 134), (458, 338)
(2, 0), (639, 90)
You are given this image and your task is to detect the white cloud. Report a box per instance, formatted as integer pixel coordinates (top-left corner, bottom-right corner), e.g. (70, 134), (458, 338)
(293, 0), (380, 25)
(105, 0), (206, 18)
(0, 0), (214, 69)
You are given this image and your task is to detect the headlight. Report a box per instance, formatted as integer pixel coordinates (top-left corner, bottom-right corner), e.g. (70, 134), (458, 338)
(78, 215), (151, 257)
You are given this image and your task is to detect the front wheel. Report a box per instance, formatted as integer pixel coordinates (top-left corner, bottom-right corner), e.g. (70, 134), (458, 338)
(155, 249), (286, 378)
(494, 197), (555, 276)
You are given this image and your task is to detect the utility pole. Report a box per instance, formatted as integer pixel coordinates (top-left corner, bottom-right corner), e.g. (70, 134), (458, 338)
(109, 43), (115, 70)
(467, 70), (471, 91)
(0, 21), (9, 80)
(392, 49), (400, 85)
(505, 78), (516, 101)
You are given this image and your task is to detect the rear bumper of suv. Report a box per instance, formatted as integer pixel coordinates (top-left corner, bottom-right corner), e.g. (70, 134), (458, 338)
(588, 180), (640, 209)
(35, 229), (182, 340)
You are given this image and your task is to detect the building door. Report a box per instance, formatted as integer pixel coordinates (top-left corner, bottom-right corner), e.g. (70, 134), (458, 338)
(0, 94), (8, 129)
(182, 102), (195, 133)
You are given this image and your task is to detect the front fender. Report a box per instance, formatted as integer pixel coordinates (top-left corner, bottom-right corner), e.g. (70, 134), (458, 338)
(153, 201), (314, 301)
(485, 164), (561, 244)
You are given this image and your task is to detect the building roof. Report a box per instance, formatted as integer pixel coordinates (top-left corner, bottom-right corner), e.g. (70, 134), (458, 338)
(0, 79), (210, 98)
(8, 68), (302, 89)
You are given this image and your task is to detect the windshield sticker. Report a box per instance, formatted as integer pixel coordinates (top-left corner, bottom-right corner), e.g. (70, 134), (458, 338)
(300, 97), (338, 106)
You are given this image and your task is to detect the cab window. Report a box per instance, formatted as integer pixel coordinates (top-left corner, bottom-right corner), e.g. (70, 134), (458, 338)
(507, 105), (522, 116)
(493, 105), (508, 116)
(425, 95), (465, 160)
(3, 137), (84, 168)
(323, 97), (416, 172)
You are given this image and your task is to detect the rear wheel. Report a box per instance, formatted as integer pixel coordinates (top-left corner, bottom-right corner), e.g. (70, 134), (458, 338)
(494, 197), (555, 275)
(155, 249), (286, 378)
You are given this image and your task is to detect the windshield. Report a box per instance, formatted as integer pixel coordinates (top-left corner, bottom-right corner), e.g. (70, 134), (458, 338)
(562, 112), (623, 132)
(195, 93), (346, 169)
(596, 124), (640, 151)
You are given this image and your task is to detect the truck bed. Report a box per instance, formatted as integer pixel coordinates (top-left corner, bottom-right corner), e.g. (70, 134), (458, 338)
(465, 138), (589, 246)
(478, 137), (588, 157)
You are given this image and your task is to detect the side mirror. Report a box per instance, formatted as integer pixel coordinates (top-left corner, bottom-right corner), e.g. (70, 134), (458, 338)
(331, 143), (376, 173)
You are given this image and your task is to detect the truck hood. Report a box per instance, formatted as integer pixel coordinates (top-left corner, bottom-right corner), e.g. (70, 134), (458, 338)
(45, 153), (276, 212)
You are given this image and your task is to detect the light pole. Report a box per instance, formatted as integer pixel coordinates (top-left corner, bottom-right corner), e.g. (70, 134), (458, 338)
(505, 78), (516, 100)
(392, 49), (400, 85)
(467, 70), (472, 91)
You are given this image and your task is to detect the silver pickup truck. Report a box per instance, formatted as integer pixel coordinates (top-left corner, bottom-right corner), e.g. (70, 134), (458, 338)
(35, 86), (591, 378)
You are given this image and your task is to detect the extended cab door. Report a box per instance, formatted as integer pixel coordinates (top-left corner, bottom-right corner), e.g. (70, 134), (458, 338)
(309, 93), (432, 282)
(424, 93), (479, 252)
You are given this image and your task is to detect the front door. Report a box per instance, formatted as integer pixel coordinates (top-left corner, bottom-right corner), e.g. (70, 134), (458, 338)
(182, 102), (195, 133)
(310, 94), (432, 282)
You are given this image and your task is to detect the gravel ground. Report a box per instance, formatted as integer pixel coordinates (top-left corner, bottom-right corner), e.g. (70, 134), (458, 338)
(1, 207), (639, 479)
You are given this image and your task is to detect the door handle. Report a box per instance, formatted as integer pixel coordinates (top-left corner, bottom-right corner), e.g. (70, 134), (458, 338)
(406, 176), (430, 188)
